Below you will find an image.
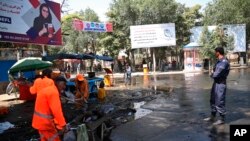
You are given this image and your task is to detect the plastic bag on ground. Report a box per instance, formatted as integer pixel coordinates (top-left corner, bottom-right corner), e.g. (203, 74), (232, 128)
(63, 130), (76, 141)
(0, 121), (14, 134)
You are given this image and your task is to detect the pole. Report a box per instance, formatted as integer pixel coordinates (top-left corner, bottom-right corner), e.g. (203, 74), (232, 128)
(153, 48), (156, 73)
(16, 47), (21, 77)
(42, 45), (46, 56)
(246, 43), (249, 66)
(176, 46), (178, 69)
(209, 59), (211, 73)
(17, 47), (20, 61)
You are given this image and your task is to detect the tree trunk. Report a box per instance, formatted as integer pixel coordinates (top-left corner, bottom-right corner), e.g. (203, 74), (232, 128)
(153, 48), (156, 73)
(131, 49), (135, 71)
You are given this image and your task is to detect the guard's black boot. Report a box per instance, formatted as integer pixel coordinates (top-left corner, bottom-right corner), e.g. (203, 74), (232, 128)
(204, 112), (216, 122)
(213, 115), (225, 125)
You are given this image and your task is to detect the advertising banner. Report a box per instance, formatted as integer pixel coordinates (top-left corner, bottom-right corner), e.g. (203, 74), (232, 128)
(0, 0), (62, 45)
(130, 23), (176, 49)
(73, 19), (113, 32)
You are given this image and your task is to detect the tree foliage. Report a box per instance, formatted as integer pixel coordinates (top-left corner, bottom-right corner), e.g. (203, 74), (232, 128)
(199, 25), (234, 62)
(48, 8), (100, 55)
(98, 0), (201, 67)
(203, 0), (250, 43)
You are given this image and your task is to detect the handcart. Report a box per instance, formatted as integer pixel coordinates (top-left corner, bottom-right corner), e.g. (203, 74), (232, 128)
(7, 57), (53, 100)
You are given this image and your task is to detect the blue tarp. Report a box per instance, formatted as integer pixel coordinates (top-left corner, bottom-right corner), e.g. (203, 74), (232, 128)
(0, 60), (16, 82)
(95, 55), (113, 61)
(42, 53), (113, 62)
(42, 53), (95, 61)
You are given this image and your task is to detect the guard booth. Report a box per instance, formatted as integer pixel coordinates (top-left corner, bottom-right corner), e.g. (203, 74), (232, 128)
(183, 42), (203, 71)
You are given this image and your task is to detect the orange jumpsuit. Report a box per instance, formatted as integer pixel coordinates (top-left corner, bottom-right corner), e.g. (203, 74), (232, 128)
(32, 85), (66, 141)
(30, 77), (54, 94)
(75, 75), (89, 108)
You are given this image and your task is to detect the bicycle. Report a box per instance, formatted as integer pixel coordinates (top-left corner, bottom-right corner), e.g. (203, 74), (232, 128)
(6, 79), (19, 98)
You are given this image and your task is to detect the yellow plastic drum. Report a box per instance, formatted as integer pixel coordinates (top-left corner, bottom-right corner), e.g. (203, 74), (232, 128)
(143, 68), (148, 74)
(143, 64), (148, 74)
(104, 75), (112, 86)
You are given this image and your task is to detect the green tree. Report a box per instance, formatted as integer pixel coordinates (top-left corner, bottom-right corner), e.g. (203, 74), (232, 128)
(101, 0), (194, 69)
(99, 0), (139, 67)
(199, 26), (214, 59)
(199, 25), (233, 63)
(175, 4), (202, 68)
(203, 0), (250, 43)
(48, 8), (100, 55)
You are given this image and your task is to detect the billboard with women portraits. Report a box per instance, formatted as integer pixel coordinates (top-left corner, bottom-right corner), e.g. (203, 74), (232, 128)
(190, 24), (246, 52)
(0, 0), (62, 45)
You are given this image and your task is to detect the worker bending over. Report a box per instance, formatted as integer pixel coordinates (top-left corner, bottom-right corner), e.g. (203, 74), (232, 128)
(75, 74), (89, 109)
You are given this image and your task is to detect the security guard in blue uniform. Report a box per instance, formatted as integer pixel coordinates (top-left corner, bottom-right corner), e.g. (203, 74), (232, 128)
(205, 47), (230, 125)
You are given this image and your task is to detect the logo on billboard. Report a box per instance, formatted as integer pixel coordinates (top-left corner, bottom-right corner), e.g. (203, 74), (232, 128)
(164, 29), (173, 38)
(0, 16), (11, 24)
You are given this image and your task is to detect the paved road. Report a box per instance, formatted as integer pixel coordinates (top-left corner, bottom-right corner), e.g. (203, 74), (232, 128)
(110, 68), (250, 141)
(1, 68), (249, 141)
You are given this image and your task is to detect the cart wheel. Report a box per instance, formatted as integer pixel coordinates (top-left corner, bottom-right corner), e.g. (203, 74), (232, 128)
(6, 83), (14, 95)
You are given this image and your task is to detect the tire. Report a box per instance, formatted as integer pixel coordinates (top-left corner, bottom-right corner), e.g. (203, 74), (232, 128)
(6, 83), (14, 95)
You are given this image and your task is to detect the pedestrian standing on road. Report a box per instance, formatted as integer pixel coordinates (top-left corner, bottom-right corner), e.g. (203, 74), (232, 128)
(32, 76), (68, 141)
(111, 62), (114, 72)
(125, 63), (132, 85)
(204, 47), (230, 125)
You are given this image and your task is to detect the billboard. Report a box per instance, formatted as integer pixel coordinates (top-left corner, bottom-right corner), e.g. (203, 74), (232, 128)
(130, 23), (176, 49)
(190, 24), (246, 52)
(0, 0), (62, 45)
(73, 19), (113, 32)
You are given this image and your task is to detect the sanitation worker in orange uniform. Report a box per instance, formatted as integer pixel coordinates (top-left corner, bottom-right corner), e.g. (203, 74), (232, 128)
(32, 76), (67, 141)
(75, 74), (89, 109)
(30, 69), (54, 94)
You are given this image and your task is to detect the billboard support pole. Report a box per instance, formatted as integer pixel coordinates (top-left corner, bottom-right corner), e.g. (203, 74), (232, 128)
(153, 48), (156, 73)
(42, 45), (46, 56)
(16, 47), (20, 61)
(246, 43), (249, 66)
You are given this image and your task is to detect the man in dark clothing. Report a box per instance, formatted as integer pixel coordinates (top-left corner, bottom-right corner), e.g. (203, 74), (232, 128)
(204, 47), (230, 125)
(111, 63), (114, 72)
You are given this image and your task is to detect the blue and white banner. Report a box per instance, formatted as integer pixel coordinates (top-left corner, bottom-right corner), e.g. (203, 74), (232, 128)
(73, 19), (113, 32)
